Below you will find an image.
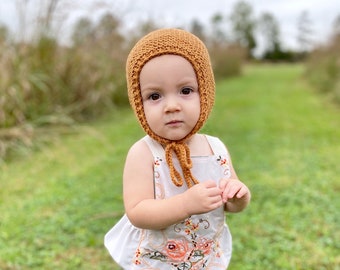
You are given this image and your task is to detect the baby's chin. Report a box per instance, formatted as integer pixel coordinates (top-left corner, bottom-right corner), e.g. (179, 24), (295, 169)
(160, 133), (190, 142)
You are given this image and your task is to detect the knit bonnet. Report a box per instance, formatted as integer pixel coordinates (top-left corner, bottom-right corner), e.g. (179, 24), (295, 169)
(126, 28), (215, 188)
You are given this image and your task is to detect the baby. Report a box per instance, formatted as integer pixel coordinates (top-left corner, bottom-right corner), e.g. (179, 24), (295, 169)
(105, 28), (251, 269)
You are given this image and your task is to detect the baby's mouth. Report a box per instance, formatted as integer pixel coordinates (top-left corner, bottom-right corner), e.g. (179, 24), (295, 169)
(166, 120), (183, 126)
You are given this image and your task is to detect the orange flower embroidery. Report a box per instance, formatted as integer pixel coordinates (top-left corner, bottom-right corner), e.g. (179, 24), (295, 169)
(134, 248), (142, 265)
(163, 239), (189, 262)
(185, 219), (192, 226)
(217, 155), (231, 178)
(154, 157), (162, 166)
(196, 238), (214, 255)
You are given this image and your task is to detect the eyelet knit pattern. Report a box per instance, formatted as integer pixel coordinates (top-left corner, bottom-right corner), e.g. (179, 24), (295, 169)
(126, 28), (215, 188)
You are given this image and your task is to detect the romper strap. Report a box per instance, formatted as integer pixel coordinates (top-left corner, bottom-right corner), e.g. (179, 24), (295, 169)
(205, 135), (230, 157)
(143, 135), (165, 157)
(205, 135), (233, 178)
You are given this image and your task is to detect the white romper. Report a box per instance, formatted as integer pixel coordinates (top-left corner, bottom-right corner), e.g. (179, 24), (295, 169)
(105, 135), (233, 269)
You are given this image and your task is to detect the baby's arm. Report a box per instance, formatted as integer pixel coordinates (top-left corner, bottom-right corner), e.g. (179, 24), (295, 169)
(123, 139), (223, 230)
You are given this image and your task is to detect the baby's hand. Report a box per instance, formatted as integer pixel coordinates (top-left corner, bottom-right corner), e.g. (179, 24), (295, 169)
(183, 180), (223, 216)
(219, 178), (250, 205)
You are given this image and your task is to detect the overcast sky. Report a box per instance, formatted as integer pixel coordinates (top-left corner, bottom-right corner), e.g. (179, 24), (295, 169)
(0, 0), (339, 52)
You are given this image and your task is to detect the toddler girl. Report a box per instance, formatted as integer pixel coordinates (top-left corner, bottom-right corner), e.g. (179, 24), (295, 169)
(105, 28), (251, 269)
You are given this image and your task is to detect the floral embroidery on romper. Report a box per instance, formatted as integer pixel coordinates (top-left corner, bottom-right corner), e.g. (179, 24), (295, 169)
(136, 216), (222, 269)
(131, 140), (231, 269)
(104, 136), (232, 270)
(217, 155), (231, 178)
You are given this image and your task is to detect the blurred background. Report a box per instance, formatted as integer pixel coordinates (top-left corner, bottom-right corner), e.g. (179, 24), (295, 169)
(1, 1), (339, 269)
(0, 0), (339, 160)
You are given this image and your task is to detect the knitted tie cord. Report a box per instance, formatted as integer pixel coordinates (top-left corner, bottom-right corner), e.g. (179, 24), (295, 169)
(165, 142), (199, 188)
(126, 28), (215, 188)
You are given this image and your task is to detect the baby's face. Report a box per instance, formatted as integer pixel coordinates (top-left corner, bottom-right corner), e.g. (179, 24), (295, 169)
(139, 55), (200, 141)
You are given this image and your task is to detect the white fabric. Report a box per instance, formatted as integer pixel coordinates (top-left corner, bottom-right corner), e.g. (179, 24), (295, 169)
(104, 135), (233, 269)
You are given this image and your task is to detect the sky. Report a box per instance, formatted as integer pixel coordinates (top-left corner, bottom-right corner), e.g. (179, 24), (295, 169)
(0, 0), (339, 53)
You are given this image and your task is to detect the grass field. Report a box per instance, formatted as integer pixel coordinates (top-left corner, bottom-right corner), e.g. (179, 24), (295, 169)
(0, 64), (339, 269)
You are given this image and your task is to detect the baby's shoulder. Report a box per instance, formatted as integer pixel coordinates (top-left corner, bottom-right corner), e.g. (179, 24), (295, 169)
(127, 137), (154, 160)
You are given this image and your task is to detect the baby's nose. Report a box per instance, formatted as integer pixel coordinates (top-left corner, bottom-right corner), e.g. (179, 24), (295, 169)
(164, 96), (180, 112)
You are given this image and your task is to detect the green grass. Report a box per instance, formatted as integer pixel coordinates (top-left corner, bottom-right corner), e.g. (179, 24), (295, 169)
(208, 64), (340, 269)
(1, 64), (339, 269)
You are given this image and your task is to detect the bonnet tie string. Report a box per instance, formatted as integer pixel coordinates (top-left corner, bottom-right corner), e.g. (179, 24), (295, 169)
(165, 142), (199, 188)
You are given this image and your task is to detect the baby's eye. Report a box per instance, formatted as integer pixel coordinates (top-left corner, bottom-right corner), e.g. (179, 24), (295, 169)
(181, 87), (193, 95)
(149, 93), (161, 100)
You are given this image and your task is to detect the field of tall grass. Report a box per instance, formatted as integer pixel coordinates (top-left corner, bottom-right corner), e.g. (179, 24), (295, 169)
(0, 64), (339, 269)
(0, 18), (245, 161)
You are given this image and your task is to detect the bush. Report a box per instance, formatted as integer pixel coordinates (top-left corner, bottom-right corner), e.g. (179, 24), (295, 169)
(209, 43), (246, 79)
(305, 35), (340, 104)
(0, 17), (129, 160)
(0, 36), (128, 129)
